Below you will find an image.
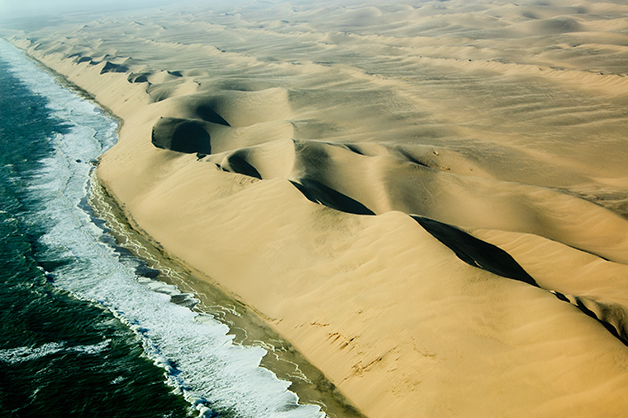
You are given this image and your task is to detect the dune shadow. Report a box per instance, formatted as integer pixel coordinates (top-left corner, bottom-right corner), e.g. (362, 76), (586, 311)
(227, 151), (261, 179)
(411, 215), (538, 286)
(412, 215), (628, 346)
(100, 61), (129, 75)
(290, 178), (375, 216)
(151, 117), (211, 154)
(195, 103), (231, 126)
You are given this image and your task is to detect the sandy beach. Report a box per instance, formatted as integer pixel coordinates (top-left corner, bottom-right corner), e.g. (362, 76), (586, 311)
(3, 0), (628, 416)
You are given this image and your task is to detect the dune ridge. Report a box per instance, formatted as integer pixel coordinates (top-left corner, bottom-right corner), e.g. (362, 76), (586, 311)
(4, 0), (628, 416)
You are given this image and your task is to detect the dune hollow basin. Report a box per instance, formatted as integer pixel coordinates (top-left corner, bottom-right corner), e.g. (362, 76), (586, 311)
(3, 0), (628, 416)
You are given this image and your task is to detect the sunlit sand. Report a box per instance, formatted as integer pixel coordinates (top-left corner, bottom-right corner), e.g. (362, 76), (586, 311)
(3, 0), (628, 416)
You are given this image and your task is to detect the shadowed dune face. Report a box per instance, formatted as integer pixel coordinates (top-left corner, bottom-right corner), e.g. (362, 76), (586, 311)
(100, 61), (128, 74)
(411, 215), (538, 287)
(128, 72), (150, 83)
(9, 0), (628, 416)
(290, 178), (376, 216)
(195, 103), (231, 126)
(537, 17), (583, 33)
(174, 95), (232, 126)
(226, 150), (262, 179)
(151, 117), (211, 154)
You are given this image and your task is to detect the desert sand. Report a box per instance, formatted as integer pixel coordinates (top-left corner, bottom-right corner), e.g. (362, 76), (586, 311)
(3, 0), (628, 416)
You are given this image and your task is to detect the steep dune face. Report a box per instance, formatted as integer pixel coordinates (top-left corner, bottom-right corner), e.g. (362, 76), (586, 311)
(7, 0), (628, 416)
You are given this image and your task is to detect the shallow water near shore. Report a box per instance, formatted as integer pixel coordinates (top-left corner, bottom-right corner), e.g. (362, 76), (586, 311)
(0, 40), (335, 418)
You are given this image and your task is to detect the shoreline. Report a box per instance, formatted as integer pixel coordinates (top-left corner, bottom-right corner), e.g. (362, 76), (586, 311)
(5, 38), (362, 417)
(4, 40), (364, 418)
(87, 171), (365, 418)
(4, 2), (628, 415)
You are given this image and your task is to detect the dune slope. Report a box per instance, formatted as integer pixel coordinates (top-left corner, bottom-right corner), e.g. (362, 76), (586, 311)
(5, 0), (628, 416)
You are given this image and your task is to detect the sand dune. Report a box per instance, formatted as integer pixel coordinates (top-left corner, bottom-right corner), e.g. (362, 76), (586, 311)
(3, 0), (628, 416)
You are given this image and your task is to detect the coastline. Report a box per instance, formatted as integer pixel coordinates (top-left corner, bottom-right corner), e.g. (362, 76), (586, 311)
(5, 39), (363, 417)
(4, 2), (628, 415)
(86, 172), (365, 418)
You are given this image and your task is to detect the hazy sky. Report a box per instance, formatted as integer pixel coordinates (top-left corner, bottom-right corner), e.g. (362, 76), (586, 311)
(0, 0), (185, 20)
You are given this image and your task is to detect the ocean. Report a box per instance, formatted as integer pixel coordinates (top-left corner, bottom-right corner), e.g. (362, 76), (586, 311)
(0, 41), (326, 418)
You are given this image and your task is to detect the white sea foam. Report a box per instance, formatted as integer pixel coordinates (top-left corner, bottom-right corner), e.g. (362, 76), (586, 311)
(0, 40), (325, 418)
(0, 341), (111, 365)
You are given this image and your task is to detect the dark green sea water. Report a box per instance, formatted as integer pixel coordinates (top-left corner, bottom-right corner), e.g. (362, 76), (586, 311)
(0, 49), (192, 418)
(0, 42), (325, 418)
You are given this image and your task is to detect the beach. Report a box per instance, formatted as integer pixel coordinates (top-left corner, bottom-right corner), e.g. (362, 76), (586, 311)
(3, 0), (628, 416)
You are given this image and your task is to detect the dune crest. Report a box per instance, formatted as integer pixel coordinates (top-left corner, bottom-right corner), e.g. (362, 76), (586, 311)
(5, 0), (628, 416)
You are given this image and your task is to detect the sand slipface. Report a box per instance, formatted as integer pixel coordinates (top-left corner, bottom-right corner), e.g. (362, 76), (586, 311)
(4, 0), (628, 416)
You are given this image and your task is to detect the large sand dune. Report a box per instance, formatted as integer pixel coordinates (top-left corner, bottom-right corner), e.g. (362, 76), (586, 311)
(3, 0), (628, 416)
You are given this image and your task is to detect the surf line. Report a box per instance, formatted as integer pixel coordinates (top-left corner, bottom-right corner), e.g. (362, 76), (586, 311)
(86, 169), (367, 418)
(1, 39), (332, 418)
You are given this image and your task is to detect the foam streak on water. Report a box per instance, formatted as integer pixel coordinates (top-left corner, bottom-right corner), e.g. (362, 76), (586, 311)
(0, 40), (324, 418)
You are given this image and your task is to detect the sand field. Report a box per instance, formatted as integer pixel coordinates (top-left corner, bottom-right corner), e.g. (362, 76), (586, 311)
(3, 0), (628, 416)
